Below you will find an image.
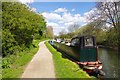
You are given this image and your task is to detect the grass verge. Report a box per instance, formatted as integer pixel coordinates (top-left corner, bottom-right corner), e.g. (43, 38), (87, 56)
(2, 39), (46, 78)
(45, 41), (91, 78)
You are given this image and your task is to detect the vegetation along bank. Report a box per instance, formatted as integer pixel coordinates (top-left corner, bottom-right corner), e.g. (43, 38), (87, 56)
(45, 41), (92, 78)
(2, 2), (48, 78)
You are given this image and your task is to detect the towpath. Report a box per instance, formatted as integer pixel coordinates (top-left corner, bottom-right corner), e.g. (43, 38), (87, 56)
(21, 41), (55, 78)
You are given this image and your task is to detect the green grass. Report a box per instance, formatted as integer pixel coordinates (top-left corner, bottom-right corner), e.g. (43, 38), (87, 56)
(2, 39), (46, 78)
(45, 41), (91, 78)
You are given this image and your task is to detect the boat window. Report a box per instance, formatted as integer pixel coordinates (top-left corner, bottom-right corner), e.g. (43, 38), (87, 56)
(71, 38), (80, 46)
(85, 37), (93, 46)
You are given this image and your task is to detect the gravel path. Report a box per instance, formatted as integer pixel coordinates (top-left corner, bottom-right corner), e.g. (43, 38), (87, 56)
(21, 41), (55, 78)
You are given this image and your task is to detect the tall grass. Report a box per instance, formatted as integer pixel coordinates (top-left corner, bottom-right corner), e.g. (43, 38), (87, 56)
(45, 41), (91, 78)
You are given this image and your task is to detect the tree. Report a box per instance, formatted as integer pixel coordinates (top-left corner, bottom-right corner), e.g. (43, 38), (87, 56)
(2, 2), (46, 56)
(75, 22), (108, 45)
(86, 2), (120, 48)
(87, 2), (120, 31)
(59, 29), (67, 39)
(68, 23), (80, 33)
(46, 26), (53, 38)
(97, 2), (120, 32)
(106, 28), (118, 46)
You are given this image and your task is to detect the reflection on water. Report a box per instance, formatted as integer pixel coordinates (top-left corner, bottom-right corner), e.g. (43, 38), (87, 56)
(98, 48), (119, 78)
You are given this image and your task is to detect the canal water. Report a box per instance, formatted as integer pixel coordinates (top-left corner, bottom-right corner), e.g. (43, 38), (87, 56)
(98, 48), (119, 78)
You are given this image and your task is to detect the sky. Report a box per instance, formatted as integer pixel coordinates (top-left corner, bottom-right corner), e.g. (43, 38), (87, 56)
(19, 0), (96, 35)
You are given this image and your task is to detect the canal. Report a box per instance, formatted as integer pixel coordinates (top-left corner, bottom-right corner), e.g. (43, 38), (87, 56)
(98, 48), (119, 78)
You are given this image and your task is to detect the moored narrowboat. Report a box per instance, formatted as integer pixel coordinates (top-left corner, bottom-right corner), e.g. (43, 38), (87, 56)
(50, 35), (105, 77)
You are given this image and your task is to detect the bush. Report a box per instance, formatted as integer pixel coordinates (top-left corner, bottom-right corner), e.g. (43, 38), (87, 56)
(2, 2), (46, 57)
(2, 29), (21, 57)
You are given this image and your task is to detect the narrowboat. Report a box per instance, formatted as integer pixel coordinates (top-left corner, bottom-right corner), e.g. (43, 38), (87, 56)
(50, 35), (105, 77)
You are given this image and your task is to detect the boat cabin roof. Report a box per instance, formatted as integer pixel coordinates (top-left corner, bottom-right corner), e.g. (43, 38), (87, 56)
(70, 35), (96, 47)
(72, 35), (95, 39)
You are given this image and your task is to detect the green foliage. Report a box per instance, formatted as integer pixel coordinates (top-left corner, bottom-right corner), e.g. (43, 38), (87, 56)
(56, 32), (75, 40)
(66, 23), (118, 48)
(106, 28), (118, 47)
(45, 41), (91, 78)
(58, 22), (118, 48)
(2, 39), (41, 78)
(2, 2), (46, 56)
(2, 29), (21, 56)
